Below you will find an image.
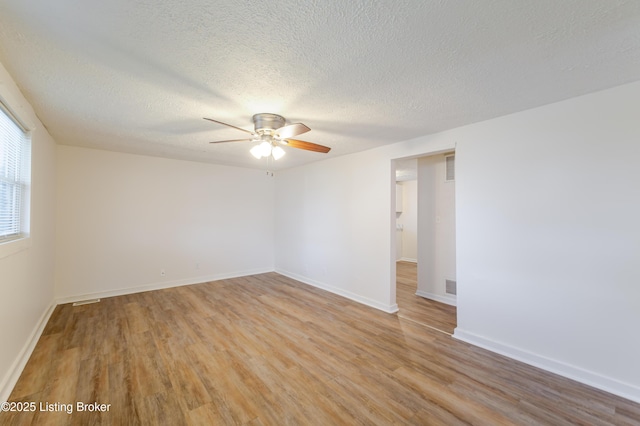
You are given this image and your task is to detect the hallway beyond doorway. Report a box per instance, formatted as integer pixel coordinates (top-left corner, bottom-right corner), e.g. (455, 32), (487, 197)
(396, 261), (457, 334)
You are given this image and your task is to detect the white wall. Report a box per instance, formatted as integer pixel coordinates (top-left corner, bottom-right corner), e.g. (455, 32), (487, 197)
(416, 154), (456, 305)
(55, 146), (275, 300)
(276, 150), (396, 312)
(397, 180), (418, 262)
(453, 82), (640, 402)
(0, 62), (57, 401)
(274, 80), (640, 403)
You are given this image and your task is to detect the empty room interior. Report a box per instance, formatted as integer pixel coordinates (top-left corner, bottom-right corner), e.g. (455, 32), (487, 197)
(1, 1), (640, 424)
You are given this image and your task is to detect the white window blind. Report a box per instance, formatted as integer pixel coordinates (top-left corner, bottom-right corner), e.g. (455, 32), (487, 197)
(0, 102), (29, 243)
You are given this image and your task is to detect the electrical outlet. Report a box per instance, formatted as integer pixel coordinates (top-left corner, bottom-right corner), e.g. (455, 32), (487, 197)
(160, 269), (166, 276)
(195, 263), (200, 270)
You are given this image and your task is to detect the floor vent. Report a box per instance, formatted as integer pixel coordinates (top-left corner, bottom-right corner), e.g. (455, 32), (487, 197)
(445, 280), (457, 295)
(72, 299), (101, 306)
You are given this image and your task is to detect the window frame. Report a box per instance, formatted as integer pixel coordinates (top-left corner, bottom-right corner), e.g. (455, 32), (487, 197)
(0, 97), (32, 259)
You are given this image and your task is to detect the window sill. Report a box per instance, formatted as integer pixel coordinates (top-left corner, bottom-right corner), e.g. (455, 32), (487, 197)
(0, 236), (31, 260)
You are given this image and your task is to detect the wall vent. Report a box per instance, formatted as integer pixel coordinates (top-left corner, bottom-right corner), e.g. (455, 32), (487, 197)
(445, 279), (457, 295)
(445, 155), (455, 181)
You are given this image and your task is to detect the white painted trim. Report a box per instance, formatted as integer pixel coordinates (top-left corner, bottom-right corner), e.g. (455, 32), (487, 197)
(415, 289), (457, 306)
(55, 268), (274, 304)
(276, 268), (399, 314)
(453, 328), (640, 404)
(399, 257), (417, 263)
(0, 301), (56, 402)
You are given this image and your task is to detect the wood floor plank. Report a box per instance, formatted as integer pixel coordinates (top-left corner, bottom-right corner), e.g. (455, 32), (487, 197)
(155, 341), (211, 412)
(107, 360), (143, 426)
(29, 347), (81, 426)
(393, 365), (515, 425)
(73, 355), (109, 425)
(123, 302), (150, 335)
(197, 351), (259, 424)
(140, 392), (187, 426)
(2, 271), (638, 425)
(41, 305), (73, 337)
(8, 334), (60, 400)
(186, 402), (233, 425)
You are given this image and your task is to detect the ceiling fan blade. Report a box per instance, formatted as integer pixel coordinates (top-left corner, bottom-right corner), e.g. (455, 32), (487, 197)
(276, 123), (310, 139)
(203, 117), (254, 134)
(209, 138), (253, 144)
(283, 139), (331, 153)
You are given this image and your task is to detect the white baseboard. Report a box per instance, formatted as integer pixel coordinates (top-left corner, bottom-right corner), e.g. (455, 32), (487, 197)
(276, 269), (399, 314)
(55, 267), (274, 304)
(453, 328), (640, 404)
(399, 257), (417, 263)
(415, 290), (457, 306)
(0, 301), (56, 402)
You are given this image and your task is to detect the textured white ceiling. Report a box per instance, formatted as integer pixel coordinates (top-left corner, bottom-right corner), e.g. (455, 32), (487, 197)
(1, 0), (639, 170)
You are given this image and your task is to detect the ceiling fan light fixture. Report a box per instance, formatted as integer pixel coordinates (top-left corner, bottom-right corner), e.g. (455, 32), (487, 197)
(250, 144), (264, 159)
(272, 145), (286, 160)
(259, 141), (272, 157)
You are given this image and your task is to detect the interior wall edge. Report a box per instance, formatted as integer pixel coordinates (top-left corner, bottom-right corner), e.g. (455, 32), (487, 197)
(276, 268), (399, 314)
(0, 301), (56, 402)
(452, 328), (640, 405)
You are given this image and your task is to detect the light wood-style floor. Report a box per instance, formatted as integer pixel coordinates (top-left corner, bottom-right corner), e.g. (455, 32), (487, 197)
(2, 272), (639, 425)
(395, 261), (457, 334)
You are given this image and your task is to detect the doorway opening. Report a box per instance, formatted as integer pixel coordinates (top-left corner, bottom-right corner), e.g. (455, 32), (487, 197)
(394, 152), (457, 334)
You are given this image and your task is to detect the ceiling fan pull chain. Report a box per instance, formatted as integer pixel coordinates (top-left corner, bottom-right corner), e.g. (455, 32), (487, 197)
(265, 152), (274, 177)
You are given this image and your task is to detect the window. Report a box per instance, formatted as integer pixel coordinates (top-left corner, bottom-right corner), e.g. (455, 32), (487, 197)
(0, 100), (30, 244)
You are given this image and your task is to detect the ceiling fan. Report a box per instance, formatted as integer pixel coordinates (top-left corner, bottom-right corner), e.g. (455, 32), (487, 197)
(204, 113), (331, 160)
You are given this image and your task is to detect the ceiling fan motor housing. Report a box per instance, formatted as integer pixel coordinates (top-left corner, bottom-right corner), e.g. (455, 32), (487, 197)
(253, 113), (286, 135)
